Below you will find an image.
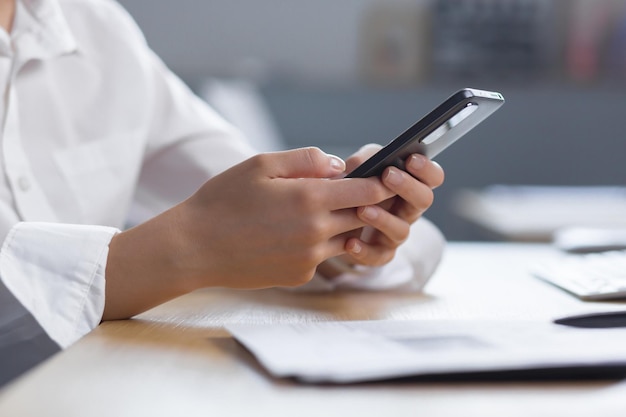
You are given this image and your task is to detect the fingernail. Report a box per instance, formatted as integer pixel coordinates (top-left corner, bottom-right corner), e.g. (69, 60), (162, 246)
(361, 206), (378, 220)
(350, 241), (362, 254)
(409, 154), (426, 170)
(385, 168), (403, 186)
(329, 154), (346, 172)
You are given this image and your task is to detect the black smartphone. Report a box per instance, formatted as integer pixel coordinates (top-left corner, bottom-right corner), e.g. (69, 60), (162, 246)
(346, 88), (505, 178)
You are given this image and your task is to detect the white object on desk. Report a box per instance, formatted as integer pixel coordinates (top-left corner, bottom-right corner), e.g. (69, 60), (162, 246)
(532, 250), (626, 301)
(553, 227), (626, 253)
(454, 185), (626, 241)
(227, 319), (626, 384)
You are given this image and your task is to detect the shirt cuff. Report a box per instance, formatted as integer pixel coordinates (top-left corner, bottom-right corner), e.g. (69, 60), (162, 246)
(0, 222), (119, 348)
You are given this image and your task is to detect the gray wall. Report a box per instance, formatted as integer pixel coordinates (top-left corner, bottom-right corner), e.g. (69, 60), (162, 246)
(118, 1), (626, 240)
(119, 0), (418, 83)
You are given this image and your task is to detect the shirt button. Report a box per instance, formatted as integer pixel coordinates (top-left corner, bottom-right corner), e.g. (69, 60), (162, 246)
(17, 176), (31, 191)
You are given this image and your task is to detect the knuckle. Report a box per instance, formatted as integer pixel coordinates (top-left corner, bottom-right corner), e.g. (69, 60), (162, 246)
(424, 189), (435, 207)
(364, 181), (390, 203)
(295, 275), (313, 287)
(303, 218), (330, 242)
(295, 246), (326, 271)
(418, 188), (435, 210)
(291, 185), (322, 210)
(302, 146), (325, 168)
(396, 224), (411, 243)
(309, 245), (327, 264)
(284, 269), (316, 288)
(248, 152), (271, 171)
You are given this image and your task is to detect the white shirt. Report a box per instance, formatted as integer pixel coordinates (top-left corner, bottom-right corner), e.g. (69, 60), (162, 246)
(0, 0), (445, 349)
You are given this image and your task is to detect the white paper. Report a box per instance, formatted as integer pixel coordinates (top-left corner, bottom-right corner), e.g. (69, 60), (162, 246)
(227, 320), (626, 383)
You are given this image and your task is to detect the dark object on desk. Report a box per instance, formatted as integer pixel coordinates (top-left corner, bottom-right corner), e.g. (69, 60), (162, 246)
(0, 279), (60, 388)
(555, 311), (626, 328)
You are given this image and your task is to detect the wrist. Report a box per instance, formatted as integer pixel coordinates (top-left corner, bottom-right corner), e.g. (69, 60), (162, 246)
(104, 209), (198, 320)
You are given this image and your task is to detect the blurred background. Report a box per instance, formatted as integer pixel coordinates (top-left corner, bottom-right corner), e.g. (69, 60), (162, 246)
(119, 0), (626, 241)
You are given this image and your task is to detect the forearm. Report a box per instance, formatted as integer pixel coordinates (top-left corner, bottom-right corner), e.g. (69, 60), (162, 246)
(103, 208), (199, 320)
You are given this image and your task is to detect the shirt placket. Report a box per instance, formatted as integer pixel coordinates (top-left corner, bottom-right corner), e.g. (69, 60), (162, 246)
(2, 62), (58, 222)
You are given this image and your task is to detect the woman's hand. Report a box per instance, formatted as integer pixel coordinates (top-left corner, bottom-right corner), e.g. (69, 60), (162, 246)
(104, 147), (396, 319)
(330, 144), (445, 270)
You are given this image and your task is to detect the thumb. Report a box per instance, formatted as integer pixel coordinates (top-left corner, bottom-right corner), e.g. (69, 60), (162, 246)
(345, 143), (382, 172)
(268, 147), (346, 179)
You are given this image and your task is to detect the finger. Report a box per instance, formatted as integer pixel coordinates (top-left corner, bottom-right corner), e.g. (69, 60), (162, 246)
(344, 237), (396, 267)
(382, 167), (434, 222)
(293, 208), (365, 248)
(357, 205), (410, 247)
(256, 147), (346, 179)
(323, 208), (367, 237)
(324, 234), (355, 259)
(319, 177), (395, 211)
(404, 154), (445, 189)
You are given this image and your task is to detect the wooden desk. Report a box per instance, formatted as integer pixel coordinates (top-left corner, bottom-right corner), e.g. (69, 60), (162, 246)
(1, 243), (626, 416)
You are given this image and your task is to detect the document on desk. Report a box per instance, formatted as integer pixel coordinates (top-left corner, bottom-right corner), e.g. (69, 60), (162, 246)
(227, 320), (626, 383)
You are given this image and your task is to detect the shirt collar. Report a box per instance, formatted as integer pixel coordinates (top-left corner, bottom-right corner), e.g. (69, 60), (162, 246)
(0, 0), (78, 60)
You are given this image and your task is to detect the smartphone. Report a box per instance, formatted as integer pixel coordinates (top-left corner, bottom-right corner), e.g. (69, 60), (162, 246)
(346, 88), (505, 178)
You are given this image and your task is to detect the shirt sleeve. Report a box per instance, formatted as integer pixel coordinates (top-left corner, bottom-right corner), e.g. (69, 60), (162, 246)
(0, 222), (119, 348)
(128, 48), (256, 224)
(297, 217), (447, 292)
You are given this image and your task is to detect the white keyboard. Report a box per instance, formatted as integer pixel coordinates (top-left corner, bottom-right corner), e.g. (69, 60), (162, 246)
(532, 250), (626, 300)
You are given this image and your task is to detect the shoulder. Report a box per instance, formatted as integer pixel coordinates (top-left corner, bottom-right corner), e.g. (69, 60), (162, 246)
(57, 0), (136, 21)
(57, 0), (148, 47)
